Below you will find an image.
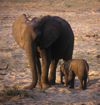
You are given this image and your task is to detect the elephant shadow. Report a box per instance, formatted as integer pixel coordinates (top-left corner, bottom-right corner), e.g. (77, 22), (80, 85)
(33, 78), (100, 103)
(74, 77), (100, 89)
(87, 78), (100, 89)
(57, 76), (100, 91)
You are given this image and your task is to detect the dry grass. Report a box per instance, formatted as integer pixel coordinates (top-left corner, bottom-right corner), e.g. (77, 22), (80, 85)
(1, 84), (33, 98)
(0, 0), (100, 12)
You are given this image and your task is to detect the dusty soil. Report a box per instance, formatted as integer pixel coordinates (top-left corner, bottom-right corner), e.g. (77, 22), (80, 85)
(0, 0), (100, 104)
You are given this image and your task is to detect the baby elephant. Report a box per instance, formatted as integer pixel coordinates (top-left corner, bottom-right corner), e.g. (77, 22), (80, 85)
(60, 59), (89, 90)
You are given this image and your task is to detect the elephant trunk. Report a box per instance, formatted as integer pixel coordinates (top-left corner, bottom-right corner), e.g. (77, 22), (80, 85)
(24, 37), (37, 89)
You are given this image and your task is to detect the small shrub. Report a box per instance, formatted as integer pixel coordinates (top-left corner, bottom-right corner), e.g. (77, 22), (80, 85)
(40, 88), (46, 93)
(2, 84), (20, 96)
(87, 52), (90, 54)
(27, 14), (31, 18)
(21, 90), (28, 97)
(0, 77), (3, 80)
(40, 15), (42, 17)
(65, 4), (71, 8)
(2, 84), (29, 97)
(95, 43), (99, 45)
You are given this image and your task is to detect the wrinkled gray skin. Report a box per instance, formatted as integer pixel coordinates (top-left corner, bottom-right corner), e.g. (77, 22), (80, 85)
(60, 59), (89, 90)
(12, 14), (74, 89)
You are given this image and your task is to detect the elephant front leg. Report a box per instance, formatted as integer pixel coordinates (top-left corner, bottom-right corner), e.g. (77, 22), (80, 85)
(48, 59), (58, 85)
(67, 73), (75, 89)
(41, 48), (51, 88)
(36, 55), (42, 89)
(70, 77), (75, 88)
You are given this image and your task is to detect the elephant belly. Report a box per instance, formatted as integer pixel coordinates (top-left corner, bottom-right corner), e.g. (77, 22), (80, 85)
(51, 39), (69, 60)
(51, 34), (74, 61)
(51, 18), (74, 60)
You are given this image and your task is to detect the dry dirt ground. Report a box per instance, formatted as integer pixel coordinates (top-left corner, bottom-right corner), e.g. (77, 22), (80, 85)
(0, 0), (100, 105)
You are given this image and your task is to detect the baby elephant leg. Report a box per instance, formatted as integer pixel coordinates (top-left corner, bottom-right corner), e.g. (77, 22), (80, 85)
(83, 79), (87, 90)
(61, 71), (64, 84)
(68, 77), (75, 88)
(78, 79), (83, 90)
(70, 78), (74, 88)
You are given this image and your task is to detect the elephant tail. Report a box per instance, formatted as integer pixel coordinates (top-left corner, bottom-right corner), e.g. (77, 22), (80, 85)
(85, 62), (89, 83)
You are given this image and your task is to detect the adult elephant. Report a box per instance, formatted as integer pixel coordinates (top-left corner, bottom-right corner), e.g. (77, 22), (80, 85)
(12, 14), (74, 89)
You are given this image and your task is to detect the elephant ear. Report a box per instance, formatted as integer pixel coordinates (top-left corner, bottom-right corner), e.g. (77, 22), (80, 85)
(36, 15), (62, 50)
(13, 14), (29, 49)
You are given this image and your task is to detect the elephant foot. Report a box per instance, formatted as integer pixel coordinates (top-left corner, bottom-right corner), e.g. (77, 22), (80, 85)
(64, 83), (67, 87)
(42, 83), (49, 88)
(24, 83), (36, 90)
(48, 80), (55, 85)
(24, 85), (33, 90)
(36, 83), (42, 89)
(83, 87), (87, 90)
(68, 85), (74, 89)
(83, 86), (87, 90)
(77, 86), (83, 90)
(48, 76), (55, 85)
(49, 82), (55, 85)
(61, 82), (64, 84)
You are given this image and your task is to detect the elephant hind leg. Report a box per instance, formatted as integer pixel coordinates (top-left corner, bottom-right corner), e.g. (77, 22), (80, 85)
(41, 47), (52, 88)
(83, 80), (87, 90)
(48, 59), (58, 85)
(83, 77), (87, 90)
(71, 77), (75, 88)
(77, 79), (83, 90)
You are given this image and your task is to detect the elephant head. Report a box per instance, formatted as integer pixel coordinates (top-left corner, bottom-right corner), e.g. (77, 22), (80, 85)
(12, 14), (62, 89)
(64, 60), (72, 86)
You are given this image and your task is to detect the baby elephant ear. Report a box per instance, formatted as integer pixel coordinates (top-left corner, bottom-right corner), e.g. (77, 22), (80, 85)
(37, 15), (62, 50)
